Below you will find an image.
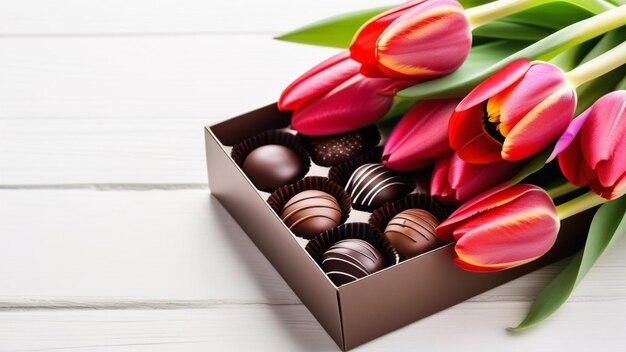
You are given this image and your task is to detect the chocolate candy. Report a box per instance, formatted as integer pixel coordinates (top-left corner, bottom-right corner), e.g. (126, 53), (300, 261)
(384, 209), (441, 258)
(280, 190), (342, 239)
(345, 163), (410, 211)
(322, 239), (384, 286)
(242, 144), (303, 191)
(302, 127), (380, 167)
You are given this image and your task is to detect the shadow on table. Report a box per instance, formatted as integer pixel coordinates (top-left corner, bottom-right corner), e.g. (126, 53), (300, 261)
(206, 195), (338, 351)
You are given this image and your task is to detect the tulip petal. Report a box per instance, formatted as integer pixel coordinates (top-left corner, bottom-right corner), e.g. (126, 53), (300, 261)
(548, 107), (592, 162)
(436, 184), (540, 241)
(279, 52), (360, 111)
(350, 0), (427, 70)
(453, 194), (559, 270)
(558, 133), (590, 187)
(448, 104), (504, 164)
(444, 155), (525, 204)
(456, 59), (530, 112)
(501, 86), (576, 161)
(453, 257), (532, 272)
(376, 0), (470, 78)
(430, 153), (455, 202)
(382, 99), (457, 171)
(291, 75), (396, 136)
(580, 91), (626, 187)
(498, 63), (568, 135)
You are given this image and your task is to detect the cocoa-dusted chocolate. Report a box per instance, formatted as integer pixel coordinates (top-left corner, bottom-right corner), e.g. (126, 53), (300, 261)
(322, 239), (384, 286)
(300, 126), (380, 167)
(280, 190), (342, 239)
(242, 144), (304, 191)
(384, 209), (442, 258)
(345, 163), (410, 211)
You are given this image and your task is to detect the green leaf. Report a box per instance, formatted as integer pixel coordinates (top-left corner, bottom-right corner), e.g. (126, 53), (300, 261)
(272, 1), (517, 48)
(510, 195), (626, 331)
(472, 21), (551, 42)
(274, 7), (390, 48)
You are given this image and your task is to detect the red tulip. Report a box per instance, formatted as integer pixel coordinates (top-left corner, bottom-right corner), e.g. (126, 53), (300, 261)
(449, 59), (576, 164)
(431, 152), (526, 205)
(436, 184), (559, 272)
(350, 0), (471, 79)
(382, 99), (458, 171)
(553, 91), (626, 200)
(279, 51), (416, 136)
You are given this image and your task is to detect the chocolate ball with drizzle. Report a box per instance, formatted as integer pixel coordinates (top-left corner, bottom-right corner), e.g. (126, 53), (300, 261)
(280, 190), (343, 239)
(345, 163), (411, 211)
(322, 239), (385, 286)
(384, 209), (442, 259)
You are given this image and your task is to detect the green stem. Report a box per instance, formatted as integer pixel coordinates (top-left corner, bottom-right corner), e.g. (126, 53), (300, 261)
(556, 191), (606, 220)
(615, 71), (626, 89)
(466, 0), (613, 29)
(546, 181), (581, 199)
(565, 39), (626, 87)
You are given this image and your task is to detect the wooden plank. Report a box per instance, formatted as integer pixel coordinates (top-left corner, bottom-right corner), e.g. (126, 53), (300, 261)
(0, 118), (209, 184)
(1, 302), (626, 351)
(0, 35), (338, 120)
(0, 0), (396, 35)
(1, 189), (626, 304)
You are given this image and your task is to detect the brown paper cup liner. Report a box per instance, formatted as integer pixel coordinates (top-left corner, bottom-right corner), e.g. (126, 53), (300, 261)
(298, 125), (381, 167)
(305, 223), (399, 281)
(267, 176), (352, 238)
(231, 130), (311, 192)
(369, 194), (450, 261)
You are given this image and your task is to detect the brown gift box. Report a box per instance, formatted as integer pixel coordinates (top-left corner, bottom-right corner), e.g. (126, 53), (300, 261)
(204, 103), (592, 351)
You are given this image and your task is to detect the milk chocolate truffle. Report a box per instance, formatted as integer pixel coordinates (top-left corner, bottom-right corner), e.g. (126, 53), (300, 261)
(302, 127), (380, 167)
(242, 144), (303, 191)
(345, 163), (410, 211)
(280, 190), (342, 239)
(384, 209), (441, 258)
(322, 239), (385, 286)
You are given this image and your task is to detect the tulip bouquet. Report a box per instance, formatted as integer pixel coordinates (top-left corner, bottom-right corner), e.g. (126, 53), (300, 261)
(275, 0), (626, 330)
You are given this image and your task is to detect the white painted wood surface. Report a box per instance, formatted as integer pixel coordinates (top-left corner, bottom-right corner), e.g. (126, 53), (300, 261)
(1, 1), (625, 351)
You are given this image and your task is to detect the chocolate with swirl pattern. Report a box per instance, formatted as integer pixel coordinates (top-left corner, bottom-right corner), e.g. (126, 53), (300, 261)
(280, 190), (342, 239)
(345, 163), (411, 211)
(322, 239), (385, 286)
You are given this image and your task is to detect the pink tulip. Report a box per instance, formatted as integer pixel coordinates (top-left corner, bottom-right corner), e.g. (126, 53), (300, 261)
(436, 184), (559, 272)
(449, 59), (576, 164)
(552, 91), (626, 200)
(382, 99), (458, 171)
(279, 51), (416, 136)
(350, 0), (471, 79)
(431, 152), (526, 205)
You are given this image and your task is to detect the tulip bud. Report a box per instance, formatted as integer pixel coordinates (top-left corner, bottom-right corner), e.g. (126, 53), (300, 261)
(449, 59), (576, 164)
(553, 91), (626, 200)
(431, 152), (526, 205)
(436, 184), (559, 272)
(350, 0), (471, 79)
(279, 51), (417, 136)
(382, 99), (458, 171)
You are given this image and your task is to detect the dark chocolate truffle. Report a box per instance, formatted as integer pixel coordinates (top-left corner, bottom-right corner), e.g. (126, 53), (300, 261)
(280, 190), (342, 239)
(345, 163), (410, 211)
(384, 209), (441, 258)
(302, 127), (380, 167)
(322, 239), (384, 286)
(242, 144), (303, 191)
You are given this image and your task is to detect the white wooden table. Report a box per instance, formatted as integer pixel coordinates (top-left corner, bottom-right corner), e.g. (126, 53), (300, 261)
(1, 1), (626, 351)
